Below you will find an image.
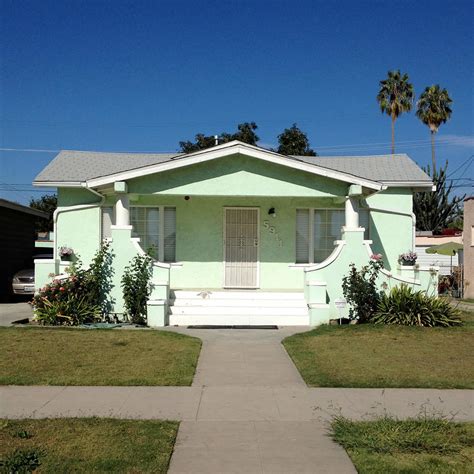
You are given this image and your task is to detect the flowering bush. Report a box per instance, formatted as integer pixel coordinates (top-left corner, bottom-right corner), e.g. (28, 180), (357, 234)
(32, 275), (100, 325)
(342, 258), (384, 322)
(32, 242), (113, 325)
(398, 251), (417, 264)
(58, 246), (74, 258)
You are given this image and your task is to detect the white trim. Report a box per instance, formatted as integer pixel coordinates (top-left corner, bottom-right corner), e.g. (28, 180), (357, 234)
(223, 206), (260, 289)
(34, 258), (55, 264)
(304, 240), (347, 272)
(341, 226), (366, 232)
(110, 225), (133, 230)
(380, 180), (434, 189)
(85, 141), (383, 190)
(305, 281), (327, 286)
(34, 181), (82, 188)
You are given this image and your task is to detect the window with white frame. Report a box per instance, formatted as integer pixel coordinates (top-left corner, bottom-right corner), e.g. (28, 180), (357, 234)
(296, 208), (370, 264)
(130, 206), (176, 262)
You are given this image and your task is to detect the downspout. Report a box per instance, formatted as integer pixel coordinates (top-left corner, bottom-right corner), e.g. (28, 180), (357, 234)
(53, 184), (105, 260)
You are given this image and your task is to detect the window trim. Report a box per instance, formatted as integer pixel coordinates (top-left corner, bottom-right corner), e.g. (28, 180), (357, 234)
(130, 205), (176, 263)
(295, 207), (370, 264)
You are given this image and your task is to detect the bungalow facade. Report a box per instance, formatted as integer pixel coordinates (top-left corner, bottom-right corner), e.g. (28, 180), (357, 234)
(33, 141), (438, 326)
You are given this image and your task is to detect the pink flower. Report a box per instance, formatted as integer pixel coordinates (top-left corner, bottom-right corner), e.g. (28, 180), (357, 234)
(59, 287), (65, 292)
(371, 253), (383, 261)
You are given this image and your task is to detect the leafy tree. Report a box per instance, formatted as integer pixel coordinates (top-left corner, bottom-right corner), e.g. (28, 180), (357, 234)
(413, 162), (464, 233)
(179, 122), (259, 153)
(29, 194), (57, 233)
(376, 70), (414, 155)
(416, 85), (453, 172)
(277, 124), (317, 156)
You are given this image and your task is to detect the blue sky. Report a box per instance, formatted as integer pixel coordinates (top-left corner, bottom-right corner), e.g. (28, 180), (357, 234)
(1, 0), (473, 204)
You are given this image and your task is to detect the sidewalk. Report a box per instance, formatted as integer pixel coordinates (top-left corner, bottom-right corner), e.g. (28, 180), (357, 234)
(1, 327), (473, 473)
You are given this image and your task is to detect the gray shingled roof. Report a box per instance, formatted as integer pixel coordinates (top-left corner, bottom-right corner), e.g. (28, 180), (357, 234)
(291, 154), (431, 183)
(34, 150), (183, 182)
(34, 148), (431, 185)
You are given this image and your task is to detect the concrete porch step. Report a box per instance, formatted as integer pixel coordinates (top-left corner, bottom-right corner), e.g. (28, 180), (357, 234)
(169, 305), (308, 316)
(170, 298), (308, 308)
(169, 314), (310, 326)
(171, 290), (305, 301)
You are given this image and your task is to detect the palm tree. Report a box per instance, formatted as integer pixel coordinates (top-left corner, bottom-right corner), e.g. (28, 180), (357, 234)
(416, 85), (453, 171)
(376, 70), (414, 155)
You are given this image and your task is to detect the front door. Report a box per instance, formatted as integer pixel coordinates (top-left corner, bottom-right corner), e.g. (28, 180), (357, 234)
(224, 208), (259, 288)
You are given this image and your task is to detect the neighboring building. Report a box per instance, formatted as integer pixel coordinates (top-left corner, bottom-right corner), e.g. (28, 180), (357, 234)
(415, 232), (463, 276)
(33, 141), (437, 326)
(463, 197), (474, 299)
(0, 199), (48, 301)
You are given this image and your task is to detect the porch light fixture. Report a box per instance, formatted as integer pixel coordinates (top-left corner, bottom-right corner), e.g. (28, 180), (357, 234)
(268, 207), (276, 218)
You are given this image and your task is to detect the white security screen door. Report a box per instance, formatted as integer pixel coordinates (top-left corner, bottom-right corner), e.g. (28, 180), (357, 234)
(224, 208), (259, 288)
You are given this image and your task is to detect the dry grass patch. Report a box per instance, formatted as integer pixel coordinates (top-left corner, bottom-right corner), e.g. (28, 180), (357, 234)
(0, 327), (201, 386)
(0, 418), (178, 473)
(331, 417), (474, 474)
(283, 313), (474, 388)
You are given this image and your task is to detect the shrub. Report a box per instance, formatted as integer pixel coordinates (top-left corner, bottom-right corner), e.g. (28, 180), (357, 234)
(121, 254), (153, 325)
(32, 242), (113, 325)
(373, 284), (462, 327)
(33, 294), (101, 326)
(342, 258), (384, 322)
(0, 448), (42, 472)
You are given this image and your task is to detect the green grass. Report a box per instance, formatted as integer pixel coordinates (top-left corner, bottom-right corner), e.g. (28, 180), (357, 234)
(0, 418), (178, 473)
(283, 312), (474, 388)
(0, 327), (201, 386)
(331, 417), (474, 474)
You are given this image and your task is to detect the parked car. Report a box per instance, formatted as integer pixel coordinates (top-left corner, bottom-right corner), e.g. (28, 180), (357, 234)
(11, 253), (52, 295)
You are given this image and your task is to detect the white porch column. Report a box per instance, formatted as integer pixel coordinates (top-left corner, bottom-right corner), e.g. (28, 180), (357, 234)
(345, 196), (359, 229)
(114, 181), (130, 226)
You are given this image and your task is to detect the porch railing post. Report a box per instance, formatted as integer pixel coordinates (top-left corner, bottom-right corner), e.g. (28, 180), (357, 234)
(344, 196), (359, 229)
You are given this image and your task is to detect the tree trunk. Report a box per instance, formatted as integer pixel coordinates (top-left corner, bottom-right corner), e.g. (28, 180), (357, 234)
(391, 116), (395, 155)
(431, 131), (436, 172)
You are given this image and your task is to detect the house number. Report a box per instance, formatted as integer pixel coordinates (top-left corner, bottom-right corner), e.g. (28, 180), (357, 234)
(263, 220), (283, 247)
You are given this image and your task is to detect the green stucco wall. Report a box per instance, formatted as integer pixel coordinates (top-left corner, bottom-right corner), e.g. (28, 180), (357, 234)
(56, 188), (101, 264)
(128, 154), (348, 197)
(364, 188), (413, 271)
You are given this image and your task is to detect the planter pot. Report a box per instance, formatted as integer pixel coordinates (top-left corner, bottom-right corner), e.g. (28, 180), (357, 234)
(401, 260), (416, 266)
(60, 255), (72, 262)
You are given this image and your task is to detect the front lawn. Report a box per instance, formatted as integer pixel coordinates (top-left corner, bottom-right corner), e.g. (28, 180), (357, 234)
(332, 417), (474, 474)
(0, 418), (178, 473)
(283, 313), (474, 388)
(0, 327), (201, 386)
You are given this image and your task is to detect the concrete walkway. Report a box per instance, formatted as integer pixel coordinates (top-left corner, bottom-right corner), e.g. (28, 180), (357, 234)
(0, 302), (32, 325)
(1, 327), (473, 473)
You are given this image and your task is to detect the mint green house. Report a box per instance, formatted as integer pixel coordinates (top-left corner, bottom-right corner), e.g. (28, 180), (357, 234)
(33, 141), (437, 326)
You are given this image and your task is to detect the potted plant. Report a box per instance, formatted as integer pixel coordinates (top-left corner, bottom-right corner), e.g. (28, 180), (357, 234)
(59, 246), (74, 261)
(398, 251), (417, 266)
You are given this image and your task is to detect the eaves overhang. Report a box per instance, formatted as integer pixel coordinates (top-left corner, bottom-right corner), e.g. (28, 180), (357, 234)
(380, 180), (435, 191)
